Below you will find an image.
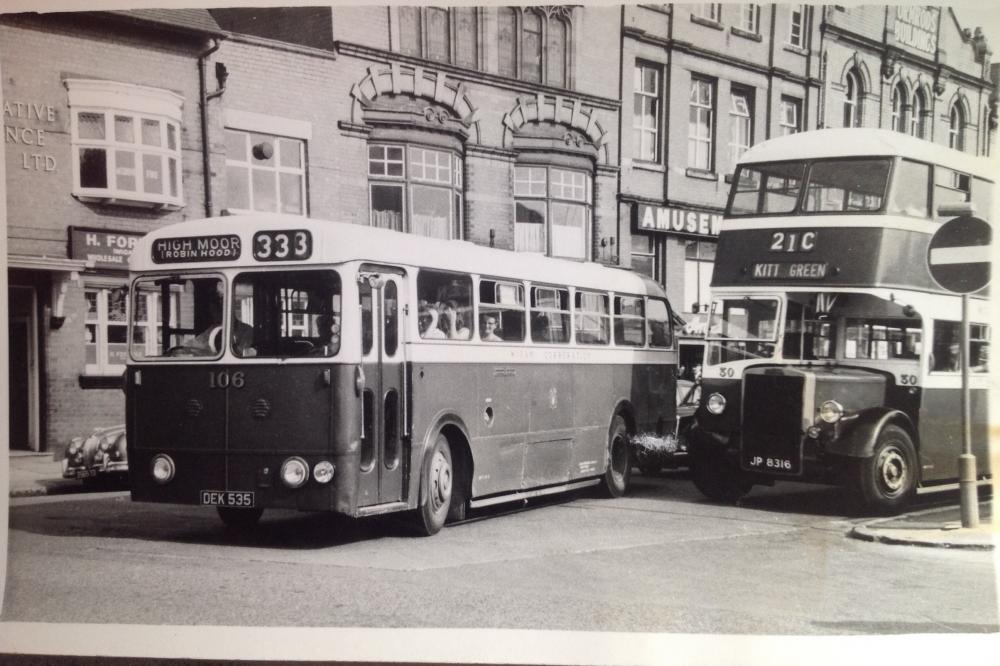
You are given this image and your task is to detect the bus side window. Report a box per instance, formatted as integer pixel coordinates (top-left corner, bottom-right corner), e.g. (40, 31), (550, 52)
(530, 286), (570, 344)
(932, 320), (990, 373)
(614, 295), (645, 346)
(574, 290), (609, 345)
(417, 269), (473, 341)
(646, 297), (673, 348)
(479, 279), (525, 342)
(360, 282), (374, 356)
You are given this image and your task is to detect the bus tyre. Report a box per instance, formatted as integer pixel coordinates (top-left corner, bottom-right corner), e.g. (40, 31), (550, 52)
(416, 434), (453, 536)
(602, 415), (631, 498)
(217, 506), (264, 529)
(851, 425), (916, 514)
(690, 444), (751, 504)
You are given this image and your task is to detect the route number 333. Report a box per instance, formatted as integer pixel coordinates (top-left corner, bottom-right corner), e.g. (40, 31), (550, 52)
(253, 230), (312, 261)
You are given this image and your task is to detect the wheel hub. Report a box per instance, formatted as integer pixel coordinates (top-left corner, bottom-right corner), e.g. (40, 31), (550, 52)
(877, 447), (906, 493)
(429, 451), (452, 509)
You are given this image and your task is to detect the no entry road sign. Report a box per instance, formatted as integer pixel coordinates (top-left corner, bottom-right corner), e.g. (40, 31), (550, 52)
(927, 215), (991, 294)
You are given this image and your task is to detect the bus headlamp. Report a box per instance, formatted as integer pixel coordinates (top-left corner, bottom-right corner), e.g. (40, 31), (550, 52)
(151, 454), (175, 484)
(706, 393), (727, 415)
(280, 457), (309, 488)
(819, 400), (844, 424)
(313, 461), (335, 484)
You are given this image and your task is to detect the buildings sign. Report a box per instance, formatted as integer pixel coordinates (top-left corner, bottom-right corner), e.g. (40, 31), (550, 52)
(637, 204), (721, 238)
(4, 99), (58, 172)
(70, 227), (145, 271)
(895, 6), (939, 55)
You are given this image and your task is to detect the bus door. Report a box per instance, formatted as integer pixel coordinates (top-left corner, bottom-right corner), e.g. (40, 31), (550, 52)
(357, 271), (406, 506)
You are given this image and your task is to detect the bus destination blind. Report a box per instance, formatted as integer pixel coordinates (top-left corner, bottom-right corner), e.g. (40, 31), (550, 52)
(750, 262), (829, 280)
(152, 235), (242, 263)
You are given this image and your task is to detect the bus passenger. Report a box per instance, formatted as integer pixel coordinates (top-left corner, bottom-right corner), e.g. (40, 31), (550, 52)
(442, 300), (470, 340)
(419, 305), (447, 339)
(481, 314), (502, 341)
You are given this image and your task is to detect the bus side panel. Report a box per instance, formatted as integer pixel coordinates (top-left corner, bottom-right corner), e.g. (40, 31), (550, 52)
(522, 364), (574, 488)
(637, 361), (676, 434)
(570, 363), (614, 478)
(470, 362), (528, 496)
(917, 388), (990, 482)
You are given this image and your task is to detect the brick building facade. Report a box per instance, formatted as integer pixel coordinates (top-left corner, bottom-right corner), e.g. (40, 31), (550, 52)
(619, 4), (995, 374)
(4, 5), (997, 450)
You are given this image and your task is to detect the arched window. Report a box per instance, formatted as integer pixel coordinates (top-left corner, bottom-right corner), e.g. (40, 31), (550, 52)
(890, 84), (906, 133)
(546, 17), (568, 88)
(498, 8), (517, 77)
(843, 68), (862, 128)
(982, 105), (991, 157)
(494, 7), (572, 87)
(909, 90), (926, 138)
(522, 10), (543, 82)
(398, 7), (479, 70)
(949, 102), (965, 151)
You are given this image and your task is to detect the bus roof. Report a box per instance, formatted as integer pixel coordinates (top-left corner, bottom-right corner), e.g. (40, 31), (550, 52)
(130, 214), (665, 296)
(738, 128), (993, 179)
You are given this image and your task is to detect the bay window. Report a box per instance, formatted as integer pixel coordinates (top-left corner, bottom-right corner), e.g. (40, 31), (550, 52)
(369, 144), (463, 240)
(68, 79), (183, 209)
(515, 165), (590, 260)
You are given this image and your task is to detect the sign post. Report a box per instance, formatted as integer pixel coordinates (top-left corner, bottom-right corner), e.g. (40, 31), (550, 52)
(927, 215), (991, 528)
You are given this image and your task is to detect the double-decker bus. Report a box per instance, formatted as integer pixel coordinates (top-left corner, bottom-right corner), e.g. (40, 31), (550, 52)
(126, 214), (678, 534)
(689, 129), (992, 512)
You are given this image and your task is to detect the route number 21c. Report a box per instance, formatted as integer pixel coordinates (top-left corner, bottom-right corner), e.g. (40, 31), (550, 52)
(253, 229), (312, 261)
(770, 231), (816, 253)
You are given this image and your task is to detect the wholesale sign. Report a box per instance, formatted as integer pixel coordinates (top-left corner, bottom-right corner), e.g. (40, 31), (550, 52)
(69, 227), (144, 271)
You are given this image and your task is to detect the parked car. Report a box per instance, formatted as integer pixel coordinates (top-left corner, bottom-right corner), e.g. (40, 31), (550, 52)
(58, 424), (128, 484)
(633, 379), (700, 475)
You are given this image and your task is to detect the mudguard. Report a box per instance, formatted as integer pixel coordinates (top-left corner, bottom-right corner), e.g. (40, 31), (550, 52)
(824, 408), (915, 459)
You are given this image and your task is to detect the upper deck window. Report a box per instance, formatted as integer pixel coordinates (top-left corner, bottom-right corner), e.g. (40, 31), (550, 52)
(802, 158), (888, 213)
(728, 158), (890, 217)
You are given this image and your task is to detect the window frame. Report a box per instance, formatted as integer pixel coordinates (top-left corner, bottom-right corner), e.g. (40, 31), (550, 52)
(478, 277), (527, 343)
(788, 4), (807, 48)
(72, 109), (182, 209)
(529, 284), (571, 344)
(688, 76), (716, 172)
(779, 96), (802, 136)
(84, 283), (131, 376)
(890, 84), (907, 133)
(741, 4), (761, 34)
(574, 289), (611, 346)
(633, 61), (662, 164)
(843, 69), (863, 128)
(910, 90), (926, 138)
(514, 164), (592, 260)
(614, 294), (647, 347)
(949, 103), (966, 152)
(224, 129), (307, 216)
(368, 142), (464, 240)
(728, 86), (754, 166)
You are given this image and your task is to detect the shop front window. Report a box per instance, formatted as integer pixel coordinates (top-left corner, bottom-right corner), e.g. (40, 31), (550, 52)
(514, 165), (590, 260)
(369, 144), (463, 240)
(84, 285), (130, 376)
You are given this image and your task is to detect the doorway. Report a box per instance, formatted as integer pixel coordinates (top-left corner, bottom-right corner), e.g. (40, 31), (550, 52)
(9, 286), (40, 451)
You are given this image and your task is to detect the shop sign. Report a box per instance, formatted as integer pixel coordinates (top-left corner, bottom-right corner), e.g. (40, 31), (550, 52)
(894, 6), (938, 54)
(636, 204), (721, 239)
(70, 227), (145, 271)
(4, 100), (58, 172)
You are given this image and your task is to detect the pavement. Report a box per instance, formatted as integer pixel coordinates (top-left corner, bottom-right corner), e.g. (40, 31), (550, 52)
(5, 451), (996, 549)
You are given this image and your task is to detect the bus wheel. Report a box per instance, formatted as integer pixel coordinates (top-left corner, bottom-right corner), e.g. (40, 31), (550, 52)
(690, 445), (751, 503)
(217, 506), (264, 529)
(602, 415), (631, 498)
(416, 434), (453, 536)
(851, 425), (916, 514)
